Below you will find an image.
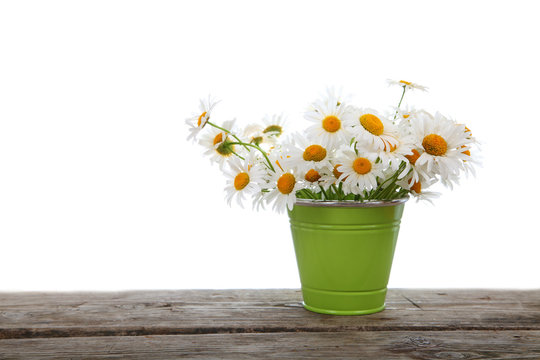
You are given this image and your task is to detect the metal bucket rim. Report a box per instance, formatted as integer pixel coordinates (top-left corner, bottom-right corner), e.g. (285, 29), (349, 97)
(294, 197), (409, 208)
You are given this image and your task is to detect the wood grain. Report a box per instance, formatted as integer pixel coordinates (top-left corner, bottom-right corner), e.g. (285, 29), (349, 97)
(0, 331), (539, 359)
(0, 289), (539, 358)
(1, 289), (539, 339)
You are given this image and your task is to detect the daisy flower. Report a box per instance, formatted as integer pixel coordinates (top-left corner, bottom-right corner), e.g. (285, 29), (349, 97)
(318, 163), (345, 191)
(389, 105), (424, 125)
(242, 123), (278, 150)
(314, 145), (353, 192)
(264, 159), (302, 213)
(199, 119), (239, 168)
(185, 95), (219, 142)
(402, 147), (434, 185)
(223, 155), (266, 207)
(335, 147), (385, 195)
(301, 168), (324, 193)
(387, 79), (428, 92)
(410, 111), (473, 184)
(304, 93), (353, 150)
(367, 128), (416, 178)
(321, 86), (351, 107)
(285, 133), (333, 173)
(295, 164), (337, 195)
(345, 108), (400, 151)
(261, 114), (287, 139)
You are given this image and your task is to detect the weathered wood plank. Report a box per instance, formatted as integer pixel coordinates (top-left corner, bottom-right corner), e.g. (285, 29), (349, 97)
(0, 331), (539, 359)
(0, 289), (539, 339)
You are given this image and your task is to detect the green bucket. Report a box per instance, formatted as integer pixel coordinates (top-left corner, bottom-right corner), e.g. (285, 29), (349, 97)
(287, 198), (407, 315)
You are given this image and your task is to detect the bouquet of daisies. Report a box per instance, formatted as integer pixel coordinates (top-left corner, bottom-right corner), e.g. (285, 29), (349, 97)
(185, 80), (480, 213)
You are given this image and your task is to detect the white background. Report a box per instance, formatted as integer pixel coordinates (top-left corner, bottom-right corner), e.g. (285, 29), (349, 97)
(1, 1), (539, 291)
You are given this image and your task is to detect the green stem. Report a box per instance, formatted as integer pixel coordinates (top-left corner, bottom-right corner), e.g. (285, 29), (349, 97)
(227, 142), (275, 172)
(369, 162), (407, 200)
(207, 121), (242, 142)
(392, 85), (407, 122)
(298, 189), (316, 199)
(207, 121), (250, 152)
(369, 177), (394, 199)
(331, 184), (339, 200)
(230, 149), (245, 160)
(319, 186), (328, 200)
(380, 183), (398, 199)
(338, 182), (344, 200)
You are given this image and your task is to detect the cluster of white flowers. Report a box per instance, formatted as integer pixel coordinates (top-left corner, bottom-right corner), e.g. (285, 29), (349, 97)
(185, 80), (480, 213)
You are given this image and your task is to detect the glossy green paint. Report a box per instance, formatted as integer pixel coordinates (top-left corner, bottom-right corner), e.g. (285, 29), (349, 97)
(288, 202), (405, 315)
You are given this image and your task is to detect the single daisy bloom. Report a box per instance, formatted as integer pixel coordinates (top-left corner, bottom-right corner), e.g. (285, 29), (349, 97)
(285, 133), (333, 173)
(390, 105), (422, 125)
(318, 163), (346, 191)
(265, 160), (302, 213)
(345, 108), (400, 151)
(411, 112), (473, 183)
(320, 86), (351, 107)
(368, 128), (416, 177)
(335, 147), (385, 195)
(199, 119), (239, 168)
(185, 95), (219, 142)
(403, 148), (434, 185)
(297, 166), (329, 194)
(243, 123), (279, 150)
(223, 156), (266, 207)
(304, 93), (353, 150)
(261, 114), (287, 139)
(303, 169), (323, 189)
(386, 79), (428, 92)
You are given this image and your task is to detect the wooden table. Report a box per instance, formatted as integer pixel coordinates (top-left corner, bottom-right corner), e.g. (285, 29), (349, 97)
(0, 289), (539, 359)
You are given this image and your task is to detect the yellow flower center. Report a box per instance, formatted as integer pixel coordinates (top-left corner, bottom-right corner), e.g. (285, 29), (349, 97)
(400, 80), (412, 86)
(352, 157), (372, 175)
(197, 112), (207, 127)
(422, 134), (447, 156)
(234, 172), (250, 191)
(303, 145), (327, 162)
(402, 114), (410, 119)
(405, 149), (421, 165)
(263, 125), (283, 136)
(277, 173), (296, 194)
(322, 116), (341, 133)
(304, 169), (321, 183)
(360, 114), (384, 136)
(333, 164), (343, 179)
